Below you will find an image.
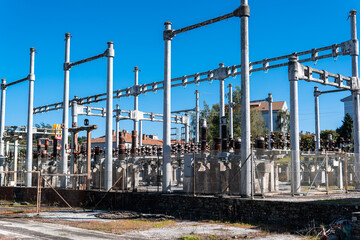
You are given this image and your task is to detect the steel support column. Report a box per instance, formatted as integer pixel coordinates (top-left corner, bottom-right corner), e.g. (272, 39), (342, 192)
(0, 79), (6, 186)
(195, 90), (200, 144)
(163, 21), (173, 193)
(314, 87), (321, 153)
(115, 104), (120, 149)
(228, 84), (234, 139)
(25, 47), (35, 187)
(267, 93), (273, 150)
(240, 0), (251, 197)
(350, 10), (360, 179)
(134, 66), (140, 147)
(105, 41), (114, 190)
(14, 139), (18, 186)
(219, 77), (225, 139)
(61, 33), (71, 188)
(289, 56), (301, 195)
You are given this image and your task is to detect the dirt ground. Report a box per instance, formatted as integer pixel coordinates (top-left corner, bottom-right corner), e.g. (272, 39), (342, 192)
(0, 201), (306, 239)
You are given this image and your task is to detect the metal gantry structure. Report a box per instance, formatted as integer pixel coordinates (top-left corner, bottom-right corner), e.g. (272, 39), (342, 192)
(0, 48), (35, 187)
(313, 87), (347, 153)
(0, 3), (358, 197)
(60, 33), (114, 189)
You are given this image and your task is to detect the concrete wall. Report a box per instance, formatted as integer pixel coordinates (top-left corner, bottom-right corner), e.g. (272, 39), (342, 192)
(0, 187), (357, 230)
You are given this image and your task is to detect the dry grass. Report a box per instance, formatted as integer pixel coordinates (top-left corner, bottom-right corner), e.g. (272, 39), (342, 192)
(207, 220), (255, 229)
(61, 219), (176, 234)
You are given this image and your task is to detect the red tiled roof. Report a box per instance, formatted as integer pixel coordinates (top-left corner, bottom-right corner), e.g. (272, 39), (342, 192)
(250, 101), (285, 111)
(91, 131), (163, 146)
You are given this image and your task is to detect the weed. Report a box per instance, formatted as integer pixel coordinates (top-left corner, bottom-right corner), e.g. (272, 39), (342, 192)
(179, 236), (200, 240)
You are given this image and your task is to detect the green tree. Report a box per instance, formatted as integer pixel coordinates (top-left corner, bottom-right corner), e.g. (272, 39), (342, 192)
(192, 85), (267, 144)
(276, 109), (290, 132)
(320, 129), (339, 143)
(300, 134), (313, 151)
(336, 113), (353, 140)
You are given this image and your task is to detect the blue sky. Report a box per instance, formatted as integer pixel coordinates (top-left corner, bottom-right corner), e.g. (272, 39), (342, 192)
(0, 0), (359, 139)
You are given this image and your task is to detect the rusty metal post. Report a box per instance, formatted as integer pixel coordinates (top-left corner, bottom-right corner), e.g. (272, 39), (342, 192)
(25, 47), (35, 187)
(139, 120), (143, 147)
(240, 0), (251, 197)
(0, 79), (6, 186)
(163, 21), (173, 193)
(105, 41), (114, 190)
(131, 130), (137, 157)
(118, 131), (126, 160)
(70, 96), (78, 185)
(86, 129), (91, 190)
(61, 33), (71, 188)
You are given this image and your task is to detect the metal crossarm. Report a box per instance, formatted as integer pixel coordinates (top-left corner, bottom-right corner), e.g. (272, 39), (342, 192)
(317, 89), (347, 95)
(68, 52), (107, 69)
(33, 39), (356, 115)
(173, 12), (235, 36)
(5, 77), (28, 88)
(297, 64), (354, 90)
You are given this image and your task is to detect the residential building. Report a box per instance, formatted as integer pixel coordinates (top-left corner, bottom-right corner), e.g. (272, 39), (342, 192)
(250, 101), (288, 132)
(340, 95), (353, 120)
(91, 130), (162, 149)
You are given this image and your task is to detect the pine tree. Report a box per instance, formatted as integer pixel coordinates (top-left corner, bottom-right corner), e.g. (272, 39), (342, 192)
(336, 113), (353, 140)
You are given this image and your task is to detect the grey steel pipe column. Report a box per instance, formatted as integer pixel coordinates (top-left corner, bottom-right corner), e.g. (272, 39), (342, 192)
(70, 96), (78, 184)
(139, 120), (143, 147)
(219, 70), (225, 140)
(115, 104), (120, 149)
(61, 33), (71, 188)
(240, 0), (251, 197)
(14, 139), (18, 186)
(267, 93), (273, 150)
(134, 66), (140, 147)
(289, 56), (301, 195)
(25, 47), (35, 187)
(314, 87), (321, 153)
(228, 84), (234, 139)
(350, 10), (360, 178)
(195, 90), (200, 144)
(163, 21), (173, 193)
(0, 79), (6, 186)
(105, 41), (114, 190)
(185, 114), (189, 143)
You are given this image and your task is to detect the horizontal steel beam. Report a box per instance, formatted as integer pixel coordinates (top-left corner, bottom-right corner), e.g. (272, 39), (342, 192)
(5, 77), (28, 88)
(67, 52), (107, 69)
(34, 40), (354, 114)
(171, 108), (195, 114)
(174, 12), (235, 35)
(318, 89), (347, 95)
